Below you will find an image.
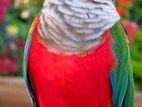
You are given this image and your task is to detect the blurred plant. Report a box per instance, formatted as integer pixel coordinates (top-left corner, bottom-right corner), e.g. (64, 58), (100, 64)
(0, 0), (43, 76)
(123, 20), (138, 43)
(129, 27), (142, 90)
(0, 0), (11, 23)
(0, 35), (25, 75)
(0, 52), (18, 75)
(116, 0), (135, 17)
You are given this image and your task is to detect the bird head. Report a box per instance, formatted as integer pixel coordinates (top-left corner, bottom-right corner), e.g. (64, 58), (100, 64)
(38, 0), (120, 55)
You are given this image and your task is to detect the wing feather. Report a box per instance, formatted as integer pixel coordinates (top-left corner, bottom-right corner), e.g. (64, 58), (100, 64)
(110, 22), (134, 107)
(23, 15), (40, 107)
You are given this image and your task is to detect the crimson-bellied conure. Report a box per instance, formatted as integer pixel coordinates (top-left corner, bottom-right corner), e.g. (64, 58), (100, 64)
(23, 0), (134, 107)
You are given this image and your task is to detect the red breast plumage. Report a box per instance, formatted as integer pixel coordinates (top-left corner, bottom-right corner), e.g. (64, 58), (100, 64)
(28, 17), (116, 107)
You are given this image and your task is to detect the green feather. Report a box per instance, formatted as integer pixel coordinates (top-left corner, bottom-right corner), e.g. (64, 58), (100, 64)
(23, 16), (40, 107)
(23, 16), (38, 78)
(110, 21), (135, 107)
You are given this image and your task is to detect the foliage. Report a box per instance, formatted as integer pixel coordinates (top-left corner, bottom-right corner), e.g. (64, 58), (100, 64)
(130, 28), (142, 90)
(0, 0), (43, 76)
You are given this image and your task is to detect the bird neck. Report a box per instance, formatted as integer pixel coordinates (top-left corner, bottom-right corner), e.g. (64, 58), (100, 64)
(38, 0), (120, 55)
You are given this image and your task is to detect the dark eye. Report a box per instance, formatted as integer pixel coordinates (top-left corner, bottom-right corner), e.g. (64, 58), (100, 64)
(92, 0), (108, 5)
(92, 0), (101, 4)
(92, 0), (99, 4)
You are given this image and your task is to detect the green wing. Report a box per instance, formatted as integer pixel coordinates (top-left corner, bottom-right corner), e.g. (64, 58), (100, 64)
(110, 21), (135, 107)
(23, 17), (39, 107)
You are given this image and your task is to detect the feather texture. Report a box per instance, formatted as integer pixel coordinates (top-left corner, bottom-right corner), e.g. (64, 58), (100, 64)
(38, 0), (120, 55)
(28, 21), (116, 107)
(110, 22), (134, 107)
(23, 16), (41, 107)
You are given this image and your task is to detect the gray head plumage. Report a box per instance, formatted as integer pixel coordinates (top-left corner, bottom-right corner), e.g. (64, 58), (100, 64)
(38, 0), (120, 55)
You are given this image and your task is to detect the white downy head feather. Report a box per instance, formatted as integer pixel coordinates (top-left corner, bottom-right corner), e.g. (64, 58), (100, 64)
(38, 0), (120, 55)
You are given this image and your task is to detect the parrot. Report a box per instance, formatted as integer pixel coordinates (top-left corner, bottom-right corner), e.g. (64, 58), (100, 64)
(23, 0), (134, 107)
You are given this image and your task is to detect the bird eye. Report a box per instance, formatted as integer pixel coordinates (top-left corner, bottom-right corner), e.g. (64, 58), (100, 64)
(92, 0), (99, 4)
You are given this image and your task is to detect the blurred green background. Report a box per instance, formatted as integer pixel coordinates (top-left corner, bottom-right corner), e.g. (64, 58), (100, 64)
(0, 0), (142, 91)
